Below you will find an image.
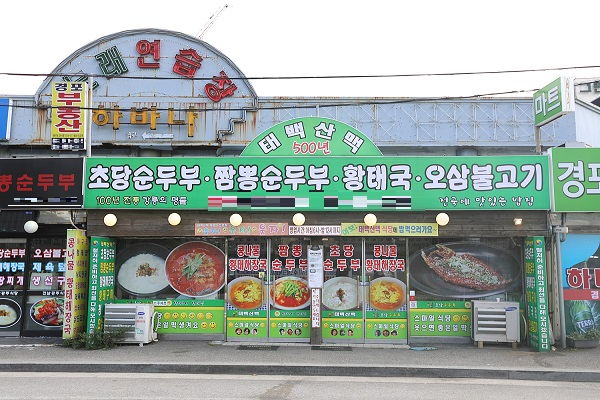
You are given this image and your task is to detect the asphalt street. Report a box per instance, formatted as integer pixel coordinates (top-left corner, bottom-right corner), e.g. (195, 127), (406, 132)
(1, 337), (599, 383)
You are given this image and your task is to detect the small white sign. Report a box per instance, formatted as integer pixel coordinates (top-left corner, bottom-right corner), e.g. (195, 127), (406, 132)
(307, 245), (324, 288)
(288, 225), (341, 236)
(311, 288), (321, 328)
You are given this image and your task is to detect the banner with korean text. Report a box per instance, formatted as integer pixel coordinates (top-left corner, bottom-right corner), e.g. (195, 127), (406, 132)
(51, 81), (87, 151)
(62, 229), (89, 339)
(84, 155), (550, 212)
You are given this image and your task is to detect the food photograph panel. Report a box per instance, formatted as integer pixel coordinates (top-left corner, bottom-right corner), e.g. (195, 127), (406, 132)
(115, 238), (227, 300)
(408, 238), (523, 300)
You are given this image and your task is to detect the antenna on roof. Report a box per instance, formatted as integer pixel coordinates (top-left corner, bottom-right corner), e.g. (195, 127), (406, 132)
(197, 4), (229, 39)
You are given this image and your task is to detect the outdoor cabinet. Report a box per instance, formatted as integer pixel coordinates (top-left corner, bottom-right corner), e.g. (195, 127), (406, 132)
(472, 300), (520, 349)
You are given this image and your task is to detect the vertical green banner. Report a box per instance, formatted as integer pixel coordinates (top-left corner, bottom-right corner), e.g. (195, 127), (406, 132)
(525, 237), (550, 351)
(86, 237), (115, 334)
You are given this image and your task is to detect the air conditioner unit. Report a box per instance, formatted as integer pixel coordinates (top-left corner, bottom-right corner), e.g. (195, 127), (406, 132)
(104, 303), (157, 346)
(472, 300), (520, 349)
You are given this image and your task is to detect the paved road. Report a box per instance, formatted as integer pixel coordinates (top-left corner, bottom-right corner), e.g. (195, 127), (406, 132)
(1, 372), (597, 400)
(1, 338), (599, 383)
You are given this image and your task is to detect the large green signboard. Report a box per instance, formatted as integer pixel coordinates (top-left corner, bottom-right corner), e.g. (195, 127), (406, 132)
(550, 148), (600, 212)
(84, 155), (549, 211)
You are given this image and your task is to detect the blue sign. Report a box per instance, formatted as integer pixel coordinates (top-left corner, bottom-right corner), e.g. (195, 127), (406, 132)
(0, 98), (11, 140)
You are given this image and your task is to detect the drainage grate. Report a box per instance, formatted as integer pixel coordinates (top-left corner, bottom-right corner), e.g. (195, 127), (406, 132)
(311, 346), (352, 351)
(237, 345), (279, 351)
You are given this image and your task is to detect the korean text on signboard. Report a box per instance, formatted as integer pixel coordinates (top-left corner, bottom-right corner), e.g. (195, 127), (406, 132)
(51, 81), (87, 151)
(0, 158), (84, 208)
(533, 77), (574, 127)
(550, 148), (600, 212)
(84, 155), (550, 211)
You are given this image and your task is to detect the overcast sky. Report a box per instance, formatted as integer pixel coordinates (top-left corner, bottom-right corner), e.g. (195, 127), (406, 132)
(1, 0), (599, 98)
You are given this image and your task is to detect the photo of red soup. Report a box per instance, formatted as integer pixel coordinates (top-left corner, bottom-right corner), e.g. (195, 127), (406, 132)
(165, 242), (225, 298)
(270, 277), (310, 310)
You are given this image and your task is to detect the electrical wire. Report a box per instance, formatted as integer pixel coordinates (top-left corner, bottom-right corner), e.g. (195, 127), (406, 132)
(2, 64), (600, 80)
(0, 64), (598, 113)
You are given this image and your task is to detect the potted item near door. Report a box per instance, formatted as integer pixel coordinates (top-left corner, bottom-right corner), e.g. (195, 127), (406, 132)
(566, 329), (600, 349)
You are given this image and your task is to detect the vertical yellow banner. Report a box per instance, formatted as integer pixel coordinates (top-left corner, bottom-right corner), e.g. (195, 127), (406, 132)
(51, 81), (87, 150)
(62, 229), (90, 339)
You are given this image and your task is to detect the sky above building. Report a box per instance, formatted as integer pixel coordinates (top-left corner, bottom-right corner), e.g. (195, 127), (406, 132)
(1, 0), (599, 98)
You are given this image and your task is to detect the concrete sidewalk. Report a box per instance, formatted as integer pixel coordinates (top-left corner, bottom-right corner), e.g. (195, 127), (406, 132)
(1, 337), (599, 383)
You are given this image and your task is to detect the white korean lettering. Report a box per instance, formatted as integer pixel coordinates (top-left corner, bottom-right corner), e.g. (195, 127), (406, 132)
(258, 132), (281, 154)
(260, 165), (283, 191)
(284, 122), (306, 139)
(88, 164), (110, 189)
(284, 165), (306, 190)
(307, 165), (330, 190)
(314, 122), (335, 140)
(179, 165), (201, 191)
(110, 165), (132, 191)
(389, 165), (411, 190)
(342, 164), (365, 190)
(588, 163), (600, 194)
(495, 165), (519, 189)
(366, 165), (387, 190)
(342, 131), (364, 154)
(214, 165), (236, 190)
(237, 165), (259, 191)
(132, 165), (154, 191)
(557, 161), (584, 198)
(520, 163), (543, 190)
(155, 165), (177, 190)
(471, 164), (493, 191)
(447, 164), (470, 191)
(424, 165), (447, 189)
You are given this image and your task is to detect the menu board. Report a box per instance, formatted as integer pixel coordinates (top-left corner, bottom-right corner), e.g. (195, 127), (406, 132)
(23, 238), (67, 335)
(0, 240), (26, 336)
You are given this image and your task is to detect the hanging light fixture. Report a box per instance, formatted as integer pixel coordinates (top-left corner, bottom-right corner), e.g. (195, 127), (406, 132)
(292, 213), (305, 226)
(230, 213), (243, 227)
(23, 220), (38, 234)
(436, 212), (450, 226)
(103, 213), (118, 227)
(364, 213), (377, 226)
(513, 218), (523, 226)
(168, 213), (182, 226)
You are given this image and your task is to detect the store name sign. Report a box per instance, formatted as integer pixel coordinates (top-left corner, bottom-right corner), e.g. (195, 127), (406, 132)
(533, 77), (574, 127)
(84, 155), (550, 211)
(550, 147), (600, 212)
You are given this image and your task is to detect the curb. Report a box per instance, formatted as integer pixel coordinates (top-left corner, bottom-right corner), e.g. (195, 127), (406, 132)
(4, 363), (600, 383)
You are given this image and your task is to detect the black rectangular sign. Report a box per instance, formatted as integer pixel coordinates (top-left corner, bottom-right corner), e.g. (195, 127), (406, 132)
(0, 158), (83, 208)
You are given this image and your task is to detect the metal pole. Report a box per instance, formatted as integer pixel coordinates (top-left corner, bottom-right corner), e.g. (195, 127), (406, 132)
(555, 216), (567, 348)
(86, 75), (93, 157)
(535, 125), (541, 155)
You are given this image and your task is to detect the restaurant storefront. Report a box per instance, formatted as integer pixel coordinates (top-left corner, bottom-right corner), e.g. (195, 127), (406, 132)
(0, 158), (84, 337)
(81, 116), (551, 345)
